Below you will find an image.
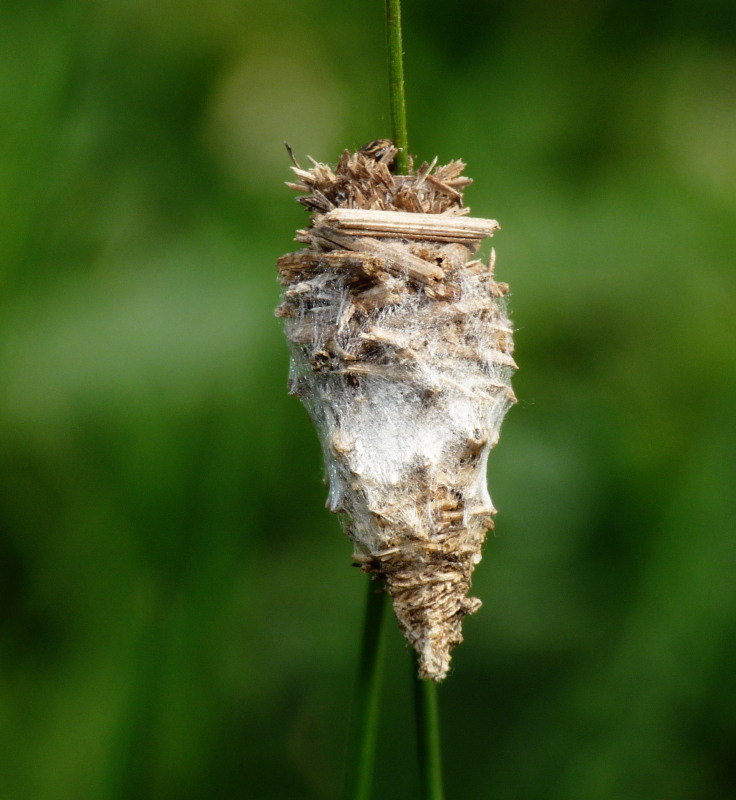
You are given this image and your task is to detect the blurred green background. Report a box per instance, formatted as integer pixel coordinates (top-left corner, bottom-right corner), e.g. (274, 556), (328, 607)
(1, 0), (735, 798)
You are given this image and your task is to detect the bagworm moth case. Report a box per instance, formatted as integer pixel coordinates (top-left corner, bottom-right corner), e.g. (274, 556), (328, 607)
(276, 143), (516, 681)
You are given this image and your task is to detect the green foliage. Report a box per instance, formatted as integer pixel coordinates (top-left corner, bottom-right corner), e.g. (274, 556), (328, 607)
(1, 1), (735, 798)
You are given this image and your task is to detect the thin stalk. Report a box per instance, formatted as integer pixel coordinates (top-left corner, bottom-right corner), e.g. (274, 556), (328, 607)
(344, 577), (388, 800)
(343, 4), (410, 798)
(387, 3), (445, 796)
(413, 655), (445, 800)
(385, 0), (409, 172)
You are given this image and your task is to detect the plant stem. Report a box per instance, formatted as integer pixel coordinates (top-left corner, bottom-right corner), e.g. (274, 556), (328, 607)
(413, 655), (445, 800)
(387, 4), (445, 797)
(385, 0), (409, 173)
(343, 5), (411, 798)
(344, 577), (388, 800)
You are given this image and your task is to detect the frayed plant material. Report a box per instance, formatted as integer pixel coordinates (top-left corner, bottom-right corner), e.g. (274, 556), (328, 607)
(276, 142), (516, 681)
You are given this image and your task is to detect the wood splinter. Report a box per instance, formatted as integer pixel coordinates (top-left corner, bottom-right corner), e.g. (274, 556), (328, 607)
(275, 142), (516, 681)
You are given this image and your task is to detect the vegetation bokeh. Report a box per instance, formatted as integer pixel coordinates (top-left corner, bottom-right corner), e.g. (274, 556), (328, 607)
(1, 1), (734, 798)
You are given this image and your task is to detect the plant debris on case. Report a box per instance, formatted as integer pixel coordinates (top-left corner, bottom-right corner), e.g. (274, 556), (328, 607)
(275, 142), (516, 681)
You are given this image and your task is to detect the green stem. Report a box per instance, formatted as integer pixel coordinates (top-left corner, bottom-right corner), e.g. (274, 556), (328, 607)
(413, 655), (445, 800)
(344, 577), (388, 800)
(387, 5), (445, 797)
(385, 0), (409, 173)
(343, 4), (411, 798)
